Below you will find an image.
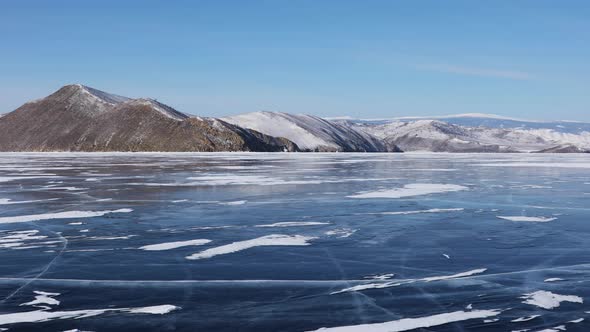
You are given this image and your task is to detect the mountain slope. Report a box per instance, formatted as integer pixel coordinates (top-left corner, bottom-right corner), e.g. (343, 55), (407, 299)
(0, 85), (298, 152)
(350, 119), (590, 152)
(223, 111), (398, 152)
(392, 113), (590, 134)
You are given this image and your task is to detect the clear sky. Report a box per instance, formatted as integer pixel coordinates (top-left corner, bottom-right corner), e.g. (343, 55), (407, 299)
(1, 0), (589, 120)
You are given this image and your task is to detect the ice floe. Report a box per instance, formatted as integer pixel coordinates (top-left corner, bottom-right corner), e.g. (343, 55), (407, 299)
(255, 221), (331, 228)
(0, 209), (132, 224)
(497, 216), (557, 222)
(139, 239), (211, 251)
(348, 184), (468, 199)
(186, 234), (316, 260)
(306, 309), (501, 332)
(520, 290), (583, 309)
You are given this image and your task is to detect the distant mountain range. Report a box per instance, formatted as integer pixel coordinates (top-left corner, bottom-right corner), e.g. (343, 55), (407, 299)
(0, 84), (588, 153)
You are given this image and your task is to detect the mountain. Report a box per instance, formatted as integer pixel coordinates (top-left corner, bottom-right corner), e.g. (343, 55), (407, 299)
(391, 113), (590, 134)
(1, 86), (587, 153)
(344, 117), (590, 153)
(0, 85), (298, 152)
(222, 111), (399, 152)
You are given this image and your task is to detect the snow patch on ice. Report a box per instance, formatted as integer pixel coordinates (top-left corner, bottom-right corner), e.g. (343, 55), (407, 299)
(255, 221), (330, 228)
(139, 239), (211, 251)
(0, 209), (132, 224)
(521, 290), (583, 309)
(218, 200), (247, 206)
(20, 291), (61, 307)
(186, 234), (316, 260)
(325, 228), (357, 238)
(348, 184), (468, 199)
(306, 309), (501, 332)
(363, 208), (464, 215)
(0, 198), (59, 205)
(332, 268), (487, 294)
(497, 216), (557, 223)
(0, 304), (179, 326)
(511, 315), (540, 322)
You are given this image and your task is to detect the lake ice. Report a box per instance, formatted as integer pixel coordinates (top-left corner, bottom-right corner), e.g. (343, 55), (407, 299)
(0, 152), (589, 331)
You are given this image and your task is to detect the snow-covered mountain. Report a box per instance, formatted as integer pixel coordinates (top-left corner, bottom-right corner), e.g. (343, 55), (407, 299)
(344, 116), (590, 153)
(223, 111), (398, 152)
(2, 85), (588, 153)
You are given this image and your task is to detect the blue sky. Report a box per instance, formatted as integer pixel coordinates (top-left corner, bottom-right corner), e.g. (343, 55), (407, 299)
(1, 0), (589, 120)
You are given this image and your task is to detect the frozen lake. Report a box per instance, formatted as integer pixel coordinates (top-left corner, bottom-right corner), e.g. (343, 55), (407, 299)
(0, 152), (589, 331)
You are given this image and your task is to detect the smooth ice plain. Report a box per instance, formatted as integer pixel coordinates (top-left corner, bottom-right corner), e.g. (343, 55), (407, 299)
(0, 152), (589, 331)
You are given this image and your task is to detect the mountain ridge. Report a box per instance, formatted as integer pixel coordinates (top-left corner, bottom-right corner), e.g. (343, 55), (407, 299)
(0, 84), (588, 153)
(0, 85), (298, 152)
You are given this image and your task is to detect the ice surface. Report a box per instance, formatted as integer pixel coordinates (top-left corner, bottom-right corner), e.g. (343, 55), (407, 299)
(1, 152), (589, 331)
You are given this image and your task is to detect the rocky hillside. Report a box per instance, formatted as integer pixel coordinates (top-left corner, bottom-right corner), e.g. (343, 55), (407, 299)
(0, 85), (298, 152)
